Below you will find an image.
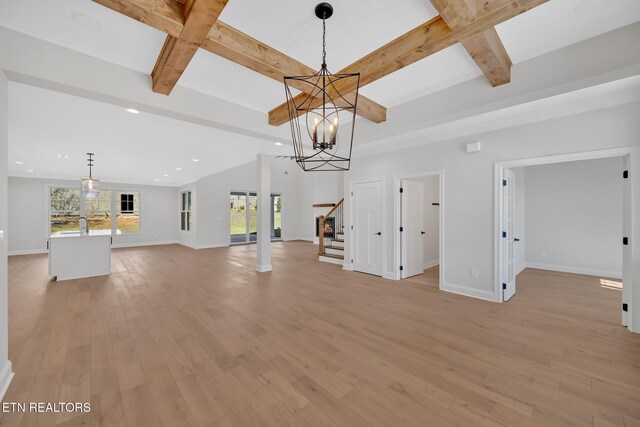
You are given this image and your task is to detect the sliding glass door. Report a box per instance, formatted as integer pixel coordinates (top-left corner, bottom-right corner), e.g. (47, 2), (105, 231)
(230, 191), (281, 244)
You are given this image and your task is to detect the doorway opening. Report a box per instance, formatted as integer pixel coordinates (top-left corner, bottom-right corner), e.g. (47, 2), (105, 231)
(229, 191), (282, 245)
(394, 170), (444, 289)
(495, 149), (632, 331)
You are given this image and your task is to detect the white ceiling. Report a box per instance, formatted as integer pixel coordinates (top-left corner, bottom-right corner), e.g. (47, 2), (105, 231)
(2, 0), (639, 112)
(1, 0), (640, 184)
(7, 82), (290, 186)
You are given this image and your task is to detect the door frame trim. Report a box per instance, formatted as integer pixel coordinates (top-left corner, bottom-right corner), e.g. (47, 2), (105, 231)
(494, 147), (633, 332)
(393, 170), (445, 289)
(349, 177), (387, 277)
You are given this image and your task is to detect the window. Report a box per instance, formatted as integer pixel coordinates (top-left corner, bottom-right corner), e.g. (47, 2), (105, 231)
(120, 193), (134, 213)
(181, 190), (192, 231)
(50, 188), (81, 235)
(116, 192), (140, 233)
(49, 187), (141, 236)
(86, 190), (113, 232)
(229, 191), (281, 244)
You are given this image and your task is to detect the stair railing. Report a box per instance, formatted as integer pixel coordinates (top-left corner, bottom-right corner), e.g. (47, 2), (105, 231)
(318, 197), (344, 256)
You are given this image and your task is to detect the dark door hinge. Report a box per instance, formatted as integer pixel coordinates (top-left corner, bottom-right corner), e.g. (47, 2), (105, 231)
(399, 188), (404, 193)
(400, 266), (404, 271)
(623, 303), (628, 312)
(399, 227), (403, 232)
(623, 170), (629, 179)
(623, 237), (629, 246)
(502, 283), (507, 290)
(502, 179), (507, 186)
(502, 231), (507, 238)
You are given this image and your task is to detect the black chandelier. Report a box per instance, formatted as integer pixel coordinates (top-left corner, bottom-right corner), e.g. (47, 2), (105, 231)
(284, 2), (360, 171)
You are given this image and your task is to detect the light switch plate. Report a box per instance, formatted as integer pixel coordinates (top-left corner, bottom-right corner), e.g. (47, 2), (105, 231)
(0, 230), (4, 241)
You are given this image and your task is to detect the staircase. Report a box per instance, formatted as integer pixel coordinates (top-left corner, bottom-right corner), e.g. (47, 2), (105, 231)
(318, 197), (345, 265)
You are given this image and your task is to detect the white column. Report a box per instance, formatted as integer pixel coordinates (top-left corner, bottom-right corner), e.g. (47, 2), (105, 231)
(0, 71), (13, 399)
(256, 154), (272, 272)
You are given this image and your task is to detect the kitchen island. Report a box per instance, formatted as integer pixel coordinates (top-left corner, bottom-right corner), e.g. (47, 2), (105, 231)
(49, 231), (112, 281)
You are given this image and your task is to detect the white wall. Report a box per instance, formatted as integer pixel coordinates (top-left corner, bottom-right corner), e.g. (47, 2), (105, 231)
(0, 71), (12, 399)
(185, 158), (302, 248)
(524, 158), (623, 277)
(7, 177), (179, 254)
(342, 101), (640, 302)
(297, 171), (345, 242)
(513, 167), (526, 274)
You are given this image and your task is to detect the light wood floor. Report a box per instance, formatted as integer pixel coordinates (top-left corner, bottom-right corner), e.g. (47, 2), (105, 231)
(2, 242), (639, 426)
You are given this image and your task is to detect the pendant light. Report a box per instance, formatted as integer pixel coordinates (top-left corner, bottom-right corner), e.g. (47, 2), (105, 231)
(283, 2), (360, 171)
(81, 153), (100, 198)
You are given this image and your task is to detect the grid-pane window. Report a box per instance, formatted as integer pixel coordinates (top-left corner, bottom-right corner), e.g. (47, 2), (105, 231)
(181, 190), (192, 231)
(50, 188), (81, 236)
(116, 192), (140, 233)
(86, 190), (113, 232)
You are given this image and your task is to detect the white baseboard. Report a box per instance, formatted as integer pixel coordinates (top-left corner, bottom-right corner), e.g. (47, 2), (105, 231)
(256, 264), (272, 272)
(112, 240), (179, 249)
(8, 249), (47, 256)
(442, 282), (498, 302)
(342, 264), (353, 271)
(179, 242), (228, 250)
(0, 361), (14, 401)
(525, 262), (622, 279)
(423, 259), (439, 270)
(283, 237), (313, 242)
(9, 241), (181, 256)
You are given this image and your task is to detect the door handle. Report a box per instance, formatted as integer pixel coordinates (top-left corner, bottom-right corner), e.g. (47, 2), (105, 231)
(421, 231), (426, 235)
(374, 232), (382, 235)
(514, 238), (520, 242)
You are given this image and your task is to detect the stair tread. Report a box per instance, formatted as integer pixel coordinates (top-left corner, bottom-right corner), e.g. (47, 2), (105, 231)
(320, 253), (344, 260)
(331, 239), (344, 243)
(326, 246), (344, 251)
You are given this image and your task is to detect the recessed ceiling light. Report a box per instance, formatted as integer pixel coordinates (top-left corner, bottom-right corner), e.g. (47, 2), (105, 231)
(125, 108), (140, 114)
(275, 142), (284, 146)
(192, 159), (199, 162)
(26, 169), (34, 173)
(176, 167), (182, 171)
(70, 12), (102, 31)
(163, 174), (169, 177)
(154, 179), (160, 182)
(57, 154), (69, 159)
(14, 161), (23, 165)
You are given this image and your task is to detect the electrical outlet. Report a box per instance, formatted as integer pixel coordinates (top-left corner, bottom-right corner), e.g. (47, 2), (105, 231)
(470, 269), (478, 279)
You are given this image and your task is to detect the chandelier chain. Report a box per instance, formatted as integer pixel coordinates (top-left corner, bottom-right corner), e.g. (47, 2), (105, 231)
(322, 16), (326, 67)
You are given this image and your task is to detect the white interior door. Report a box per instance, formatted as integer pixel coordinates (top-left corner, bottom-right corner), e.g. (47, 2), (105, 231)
(502, 169), (516, 301)
(353, 180), (383, 276)
(401, 180), (425, 279)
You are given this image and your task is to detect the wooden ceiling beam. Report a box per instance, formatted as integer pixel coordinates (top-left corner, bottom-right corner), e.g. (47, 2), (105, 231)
(202, 22), (386, 123)
(151, 0), (228, 95)
(93, 0), (386, 122)
(93, 0), (184, 37)
(430, 0), (512, 86)
(268, 0), (547, 126)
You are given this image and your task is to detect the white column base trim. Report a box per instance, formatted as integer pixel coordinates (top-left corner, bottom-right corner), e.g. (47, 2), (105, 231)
(0, 361), (14, 401)
(442, 282), (498, 302)
(256, 264), (272, 273)
(525, 262), (622, 279)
